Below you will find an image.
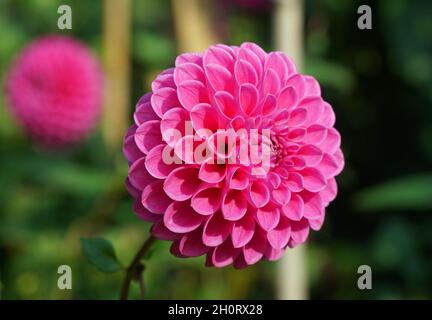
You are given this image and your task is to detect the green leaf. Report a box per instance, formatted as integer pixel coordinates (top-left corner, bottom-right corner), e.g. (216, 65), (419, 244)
(353, 173), (432, 211)
(81, 237), (122, 273)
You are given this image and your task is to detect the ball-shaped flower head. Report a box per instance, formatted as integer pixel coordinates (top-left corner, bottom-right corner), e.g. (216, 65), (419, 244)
(4, 35), (103, 147)
(124, 42), (344, 268)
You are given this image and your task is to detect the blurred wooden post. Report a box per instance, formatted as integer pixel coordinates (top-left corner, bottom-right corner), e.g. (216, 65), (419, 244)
(171, 0), (218, 53)
(103, 0), (131, 151)
(274, 0), (308, 300)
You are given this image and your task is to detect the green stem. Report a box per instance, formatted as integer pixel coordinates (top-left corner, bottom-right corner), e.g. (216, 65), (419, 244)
(120, 235), (156, 300)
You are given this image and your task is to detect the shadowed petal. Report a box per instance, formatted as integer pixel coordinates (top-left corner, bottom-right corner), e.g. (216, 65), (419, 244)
(191, 186), (223, 215)
(256, 203), (280, 231)
(202, 212), (232, 247)
(164, 167), (201, 201)
(164, 201), (204, 233)
(222, 189), (248, 221)
(142, 180), (172, 214)
(231, 212), (255, 248)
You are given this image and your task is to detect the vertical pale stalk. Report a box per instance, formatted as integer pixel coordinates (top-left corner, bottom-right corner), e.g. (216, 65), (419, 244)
(103, 0), (131, 151)
(171, 0), (218, 52)
(274, 0), (308, 300)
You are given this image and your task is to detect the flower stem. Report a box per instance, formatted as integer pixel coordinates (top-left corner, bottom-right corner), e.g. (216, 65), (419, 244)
(120, 234), (156, 300)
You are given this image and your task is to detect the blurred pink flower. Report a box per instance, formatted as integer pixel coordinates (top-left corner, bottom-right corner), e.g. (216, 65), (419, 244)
(5, 35), (103, 147)
(124, 42), (344, 268)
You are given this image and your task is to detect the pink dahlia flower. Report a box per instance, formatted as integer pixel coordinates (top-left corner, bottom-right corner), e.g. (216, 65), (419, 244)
(5, 35), (103, 147)
(124, 42), (344, 268)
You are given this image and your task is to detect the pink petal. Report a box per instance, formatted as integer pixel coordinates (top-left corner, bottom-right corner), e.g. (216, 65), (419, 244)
(151, 87), (180, 118)
(248, 180), (270, 208)
(214, 91), (237, 119)
(267, 216), (291, 249)
(230, 115), (245, 131)
(175, 53), (203, 67)
(317, 153), (339, 178)
(301, 191), (323, 219)
(279, 53), (297, 77)
(205, 64), (234, 93)
(123, 133), (143, 164)
(288, 108), (307, 127)
(152, 71), (175, 92)
(286, 74), (306, 99)
(303, 125), (327, 145)
(199, 161), (227, 183)
(134, 120), (163, 154)
(281, 193), (304, 221)
(211, 240), (240, 267)
(234, 59), (258, 86)
(241, 42), (267, 62)
(173, 62), (205, 86)
(233, 252), (249, 269)
(300, 167), (327, 192)
(126, 177), (140, 199)
(145, 144), (177, 179)
(333, 148), (345, 174)
(290, 218), (310, 244)
(174, 135), (202, 164)
(304, 75), (321, 96)
(309, 212), (326, 231)
(164, 201), (204, 233)
(202, 212), (232, 247)
(286, 172), (304, 192)
(261, 94), (277, 116)
(297, 144), (323, 167)
(160, 107), (190, 147)
(170, 241), (185, 258)
(190, 103), (219, 133)
(134, 99), (159, 125)
(299, 97), (324, 126)
(179, 227), (210, 257)
(277, 86), (298, 109)
(128, 157), (155, 190)
(320, 177), (337, 206)
(243, 229), (267, 265)
(264, 52), (288, 85)
(238, 46), (263, 79)
(151, 218), (181, 241)
(191, 186), (222, 215)
(268, 172), (281, 189)
(207, 130), (237, 160)
(287, 128), (306, 141)
(228, 167), (250, 190)
(265, 246), (284, 261)
(239, 84), (259, 115)
(164, 167), (201, 201)
(203, 46), (234, 71)
(262, 69), (281, 96)
(231, 212), (255, 248)
(256, 203), (280, 231)
(177, 80), (209, 110)
(141, 180), (172, 214)
(318, 128), (341, 154)
(271, 183), (291, 206)
(319, 102), (336, 127)
(222, 189), (248, 221)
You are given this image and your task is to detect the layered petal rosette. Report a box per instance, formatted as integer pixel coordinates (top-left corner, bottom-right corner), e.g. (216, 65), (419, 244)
(5, 35), (103, 147)
(124, 42), (344, 268)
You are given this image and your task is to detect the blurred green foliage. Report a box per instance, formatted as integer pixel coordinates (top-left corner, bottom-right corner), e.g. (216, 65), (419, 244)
(0, 0), (431, 300)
